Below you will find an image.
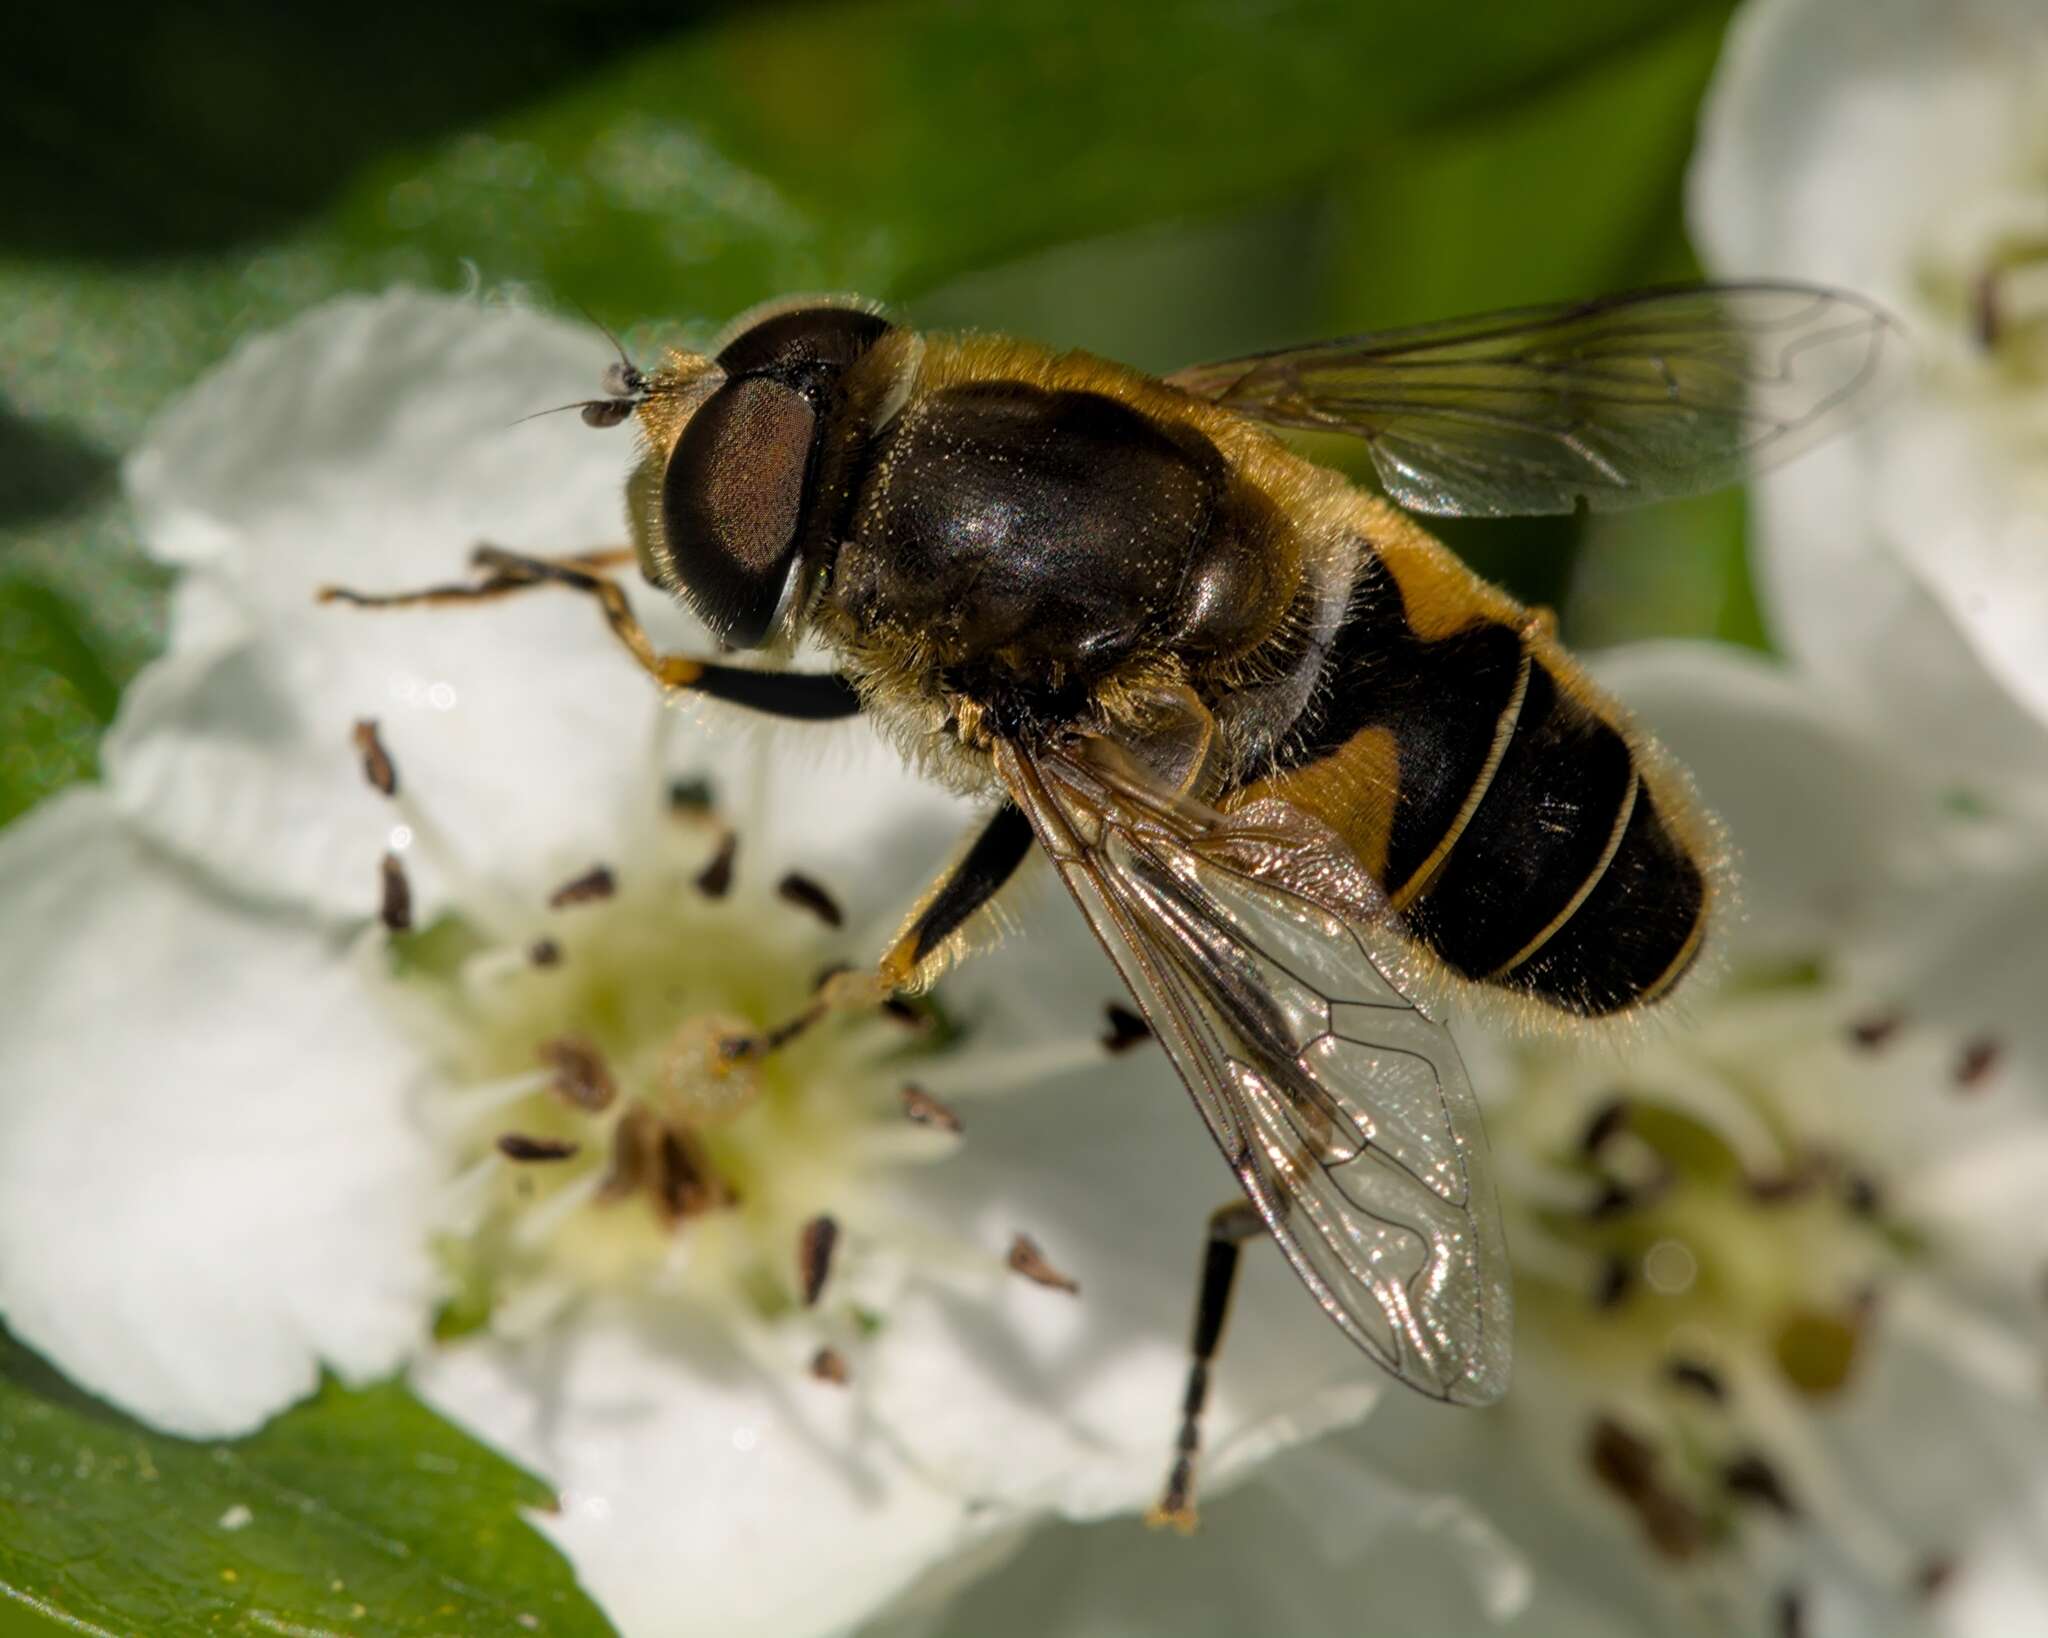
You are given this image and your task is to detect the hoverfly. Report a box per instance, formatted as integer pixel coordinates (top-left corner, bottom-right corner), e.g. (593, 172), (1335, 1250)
(326, 282), (1896, 1526)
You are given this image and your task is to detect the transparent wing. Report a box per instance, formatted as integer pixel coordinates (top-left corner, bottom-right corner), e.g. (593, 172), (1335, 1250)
(1167, 281), (1902, 517)
(996, 735), (1511, 1403)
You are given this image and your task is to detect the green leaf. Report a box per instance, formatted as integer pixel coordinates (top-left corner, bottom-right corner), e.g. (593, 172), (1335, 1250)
(316, 0), (1736, 325)
(1301, 4), (1746, 627)
(0, 578), (122, 828)
(0, 1330), (613, 1638)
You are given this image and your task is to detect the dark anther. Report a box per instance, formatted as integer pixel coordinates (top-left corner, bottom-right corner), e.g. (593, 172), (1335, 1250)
(655, 1126), (732, 1222)
(881, 995), (929, 1030)
(1955, 1037), (2001, 1091)
(379, 852), (414, 933)
(1974, 267), (2002, 351)
(1101, 1003), (1152, 1054)
(1748, 1159), (1824, 1205)
(539, 1035), (617, 1113)
(1776, 1586), (1807, 1638)
(1587, 1418), (1704, 1561)
(1006, 1232), (1079, 1295)
(799, 1214), (840, 1307)
(548, 865), (616, 909)
(667, 775), (716, 816)
(1588, 1416), (1658, 1500)
(1592, 1254), (1632, 1310)
(352, 719), (398, 796)
(810, 1346), (850, 1386)
(901, 1083), (964, 1134)
(1579, 1096), (1630, 1155)
(1722, 1451), (1799, 1518)
(695, 833), (738, 898)
(529, 937), (562, 968)
(497, 1133), (581, 1163)
(777, 872), (844, 928)
(1585, 1179), (1636, 1221)
(1849, 1011), (1903, 1051)
(1914, 1556), (1958, 1599)
(1842, 1171), (1883, 1218)
(1663, 1357), (1727, 1402)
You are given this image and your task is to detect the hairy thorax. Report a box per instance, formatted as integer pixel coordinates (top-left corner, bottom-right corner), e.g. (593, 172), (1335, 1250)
(811, 336), (1356, 794)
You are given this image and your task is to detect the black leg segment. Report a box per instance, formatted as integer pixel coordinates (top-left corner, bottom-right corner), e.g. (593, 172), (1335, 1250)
(1149, 1199), (1267, 1533)
(881, 802), (1035, 985)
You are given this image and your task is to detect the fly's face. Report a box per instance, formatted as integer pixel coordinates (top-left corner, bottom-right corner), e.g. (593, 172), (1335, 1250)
(617, 300), (903, 651)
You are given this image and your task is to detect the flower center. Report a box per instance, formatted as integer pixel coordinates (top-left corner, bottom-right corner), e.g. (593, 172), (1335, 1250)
(377, 791), (960, 1340)
(1495, 976), (1988, 1582)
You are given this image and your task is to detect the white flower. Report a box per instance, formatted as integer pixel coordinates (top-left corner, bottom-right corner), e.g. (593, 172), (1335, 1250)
(1689, 0), (2048, 812)
(895, 643), (2048, 1638)
(0, 292), (1392, 1636)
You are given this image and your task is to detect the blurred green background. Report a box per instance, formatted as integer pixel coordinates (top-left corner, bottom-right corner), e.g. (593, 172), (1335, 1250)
(0, 0), (1761, 834)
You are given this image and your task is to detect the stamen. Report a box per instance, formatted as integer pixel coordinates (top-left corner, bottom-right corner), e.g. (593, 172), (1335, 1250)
(435, 1069), (555, 1132)
(900, 1083), (963, 1134)
(695, 833), (737, 898)
(1954, 1037), (2001, 1090)
(1664, 1357), (1727, 1402)
(539, 1035), (617, 1113)
(1776, 1587), (1806, 1638)
(1914, 1557), (1958, 1600)
(915, 1036), (1129, 1100)
(512, 1168), (608, 1251)
(353, 719), (398, 796)
(1578, 1095), (1630, 1154)
(379, 852), (414, 933)
(653, 1125), (733, 1224)
(798, 1215), (839, 1307)
(667, 775), (715, 817)
(1006, 1233), (1079, 1295)
(528, 937), (562, 967)
(497, 1133), (581, 1163)
(776, 872), (844, 928)
(547, 864), (616, 909)
(810, 1346), (850, 1386)
(1101, 1004), (1151, 1053)
(1721, 1450), (1799, 1518)
(1849, 1011), (1903, 1051)
(1586, 1417), (1704, 1560)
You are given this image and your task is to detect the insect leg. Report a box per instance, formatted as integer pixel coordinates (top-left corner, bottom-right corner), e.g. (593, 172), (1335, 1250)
(878, 802), (1035, 989)
(319, 545), (862, 721)
(1148, 1198), (1267, 1534)
(720, 804), (1033, 1066)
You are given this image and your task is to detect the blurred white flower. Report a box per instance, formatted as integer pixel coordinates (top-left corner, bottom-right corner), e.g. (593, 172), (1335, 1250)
(0, 293), (1397, 1637)
(1690, 0), (2048, 814)
(897, 644), (2048, 1638)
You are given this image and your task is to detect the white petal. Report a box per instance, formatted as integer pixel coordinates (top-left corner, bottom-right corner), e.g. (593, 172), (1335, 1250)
(1744, 435), (2048, 809)
(0, 791), (440, 1436)
(885, 1428), (1637, 1638)
(864, 906), (1383, 1525)
(1593, 641), (1926, 957)
(414, 1308), (973, 1638)
(125, 290), (635, 592)
(1872, 403), (2048, 747)
(1690, 0), (2045, 308)
(106, 290), (750, 918)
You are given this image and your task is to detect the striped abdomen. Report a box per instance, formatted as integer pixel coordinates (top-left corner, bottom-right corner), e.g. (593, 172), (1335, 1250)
(1246, 542), (1710, 1019)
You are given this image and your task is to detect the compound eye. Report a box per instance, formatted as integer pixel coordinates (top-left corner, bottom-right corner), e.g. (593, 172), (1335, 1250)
(662, 376), (815, 648)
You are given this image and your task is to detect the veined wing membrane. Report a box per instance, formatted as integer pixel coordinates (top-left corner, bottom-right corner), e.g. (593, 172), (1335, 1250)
(1167, 282), (1901, 517)
(996, 737), (1511, 1404)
